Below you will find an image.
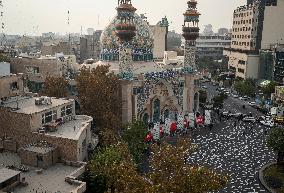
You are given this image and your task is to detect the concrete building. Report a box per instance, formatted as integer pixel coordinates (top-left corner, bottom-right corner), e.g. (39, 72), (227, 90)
(0, 62), (10, 76)
(162, 51), (184, 66)
(79, 30), (102, 63)
(226, 0), (284, 79)
(218, 28), (229, 36)
(202, 24), (214, 36)
(0, 95), (93, 162)
(0, 168), (21, 191)
(0, 74), (24, 101)
(196, 35), (231, 60)
(87, 28), (95, 36)
(41, 41), (72, 56)
(150, 25), (167, 59)
(259, 44), (284, 83)
(10, 54), (77, 92)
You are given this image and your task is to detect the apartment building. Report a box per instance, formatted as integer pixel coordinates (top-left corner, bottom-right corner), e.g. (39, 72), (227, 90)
(225, 0), (284, 79)
(0, 95), (93, 162)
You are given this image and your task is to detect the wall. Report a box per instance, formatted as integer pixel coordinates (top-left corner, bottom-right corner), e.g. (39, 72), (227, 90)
(76, 118), (92, 161)
(0, 105), (86, 162)
(246, 54), (260, 79)
(0, 74), (24, 99)
(29, 100), (74, 131)
(150, 26), (166, 59)
(261, 1), (284, 49)
(0, 62), (10, 76)
(10, 57), (60, 83)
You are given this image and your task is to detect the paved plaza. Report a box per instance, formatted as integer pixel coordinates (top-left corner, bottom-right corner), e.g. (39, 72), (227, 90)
(188, 119), (276, 193)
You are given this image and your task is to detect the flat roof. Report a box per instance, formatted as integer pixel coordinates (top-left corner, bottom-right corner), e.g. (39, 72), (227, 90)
(0, 168), (21, 184)
(2, 96), (73, 114)
(23, 145), (55, 154)
(0, 152), (80, 193)
(45, 115), (92, 140)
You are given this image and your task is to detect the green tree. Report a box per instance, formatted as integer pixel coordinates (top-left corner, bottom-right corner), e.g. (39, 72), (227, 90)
(261, 81), (278, 99)
(42, 76), (69, 98)
(90, 143), (153, 193)
(148, 139), (228, 193)
(199, 90), (208, 104)
(76, 65), (121, 129)
(234, 79), (256, 97)
(212, 93), (228, 108)
(121, 120), (148, 167)
(267, 127), (284, 165)
(0, 54), (10, 62)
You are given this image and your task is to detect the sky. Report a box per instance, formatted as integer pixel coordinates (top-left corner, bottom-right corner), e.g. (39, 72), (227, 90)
(2, 0), (246, 35)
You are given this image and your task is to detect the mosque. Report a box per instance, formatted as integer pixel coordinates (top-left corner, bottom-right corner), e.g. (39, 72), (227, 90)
(87, 0), (201, 124)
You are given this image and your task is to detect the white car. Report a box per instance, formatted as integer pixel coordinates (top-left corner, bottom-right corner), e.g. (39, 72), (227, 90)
(260, 120), (274, 127)
(259, 116), (271, 121)
(243, 117), (256, 122)
(239, 97), (244, 100)
(202, 85), (207, 89)
(232, 94), (239, 98)
(248, 102), (256, 106)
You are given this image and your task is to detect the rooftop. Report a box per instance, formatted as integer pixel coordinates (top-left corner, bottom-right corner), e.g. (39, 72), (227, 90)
(45, 115), (93, 140)
(0, 152), (80, 193)
(0, 168), (21, 184)
(1, 96), (73, 115)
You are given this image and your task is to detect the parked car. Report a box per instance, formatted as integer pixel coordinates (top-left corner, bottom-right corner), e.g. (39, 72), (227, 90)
(243, 96), (249, 100)
(232, 113), (245, 118)
(202, 85), (207, 89)
(239, 97), (244, 100)
(232, 94), (239, 98)
(243, 117), (256, 123)
(260, 120), (275, 128)
(248, 102), (256, 106)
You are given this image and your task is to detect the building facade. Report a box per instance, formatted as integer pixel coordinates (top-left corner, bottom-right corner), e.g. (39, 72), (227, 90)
(196, 35), (231, 60)
(10, 54), (76, 92)
(0, 95), (93, 162)
(226, 0), (284, 80)
(79, 30), (102, 63)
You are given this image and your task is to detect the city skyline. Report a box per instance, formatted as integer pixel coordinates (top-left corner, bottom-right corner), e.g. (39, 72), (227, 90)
(2, 0), (246, 35)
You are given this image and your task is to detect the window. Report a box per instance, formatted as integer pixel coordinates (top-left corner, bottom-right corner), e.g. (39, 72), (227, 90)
(25, 66), (40, 74)
(238, 68), (245, 74)
(61, 107), (66, 117)
(66, 105), (73, 115)
(10, 82), (18, 91)
(42, 110), (57, 124)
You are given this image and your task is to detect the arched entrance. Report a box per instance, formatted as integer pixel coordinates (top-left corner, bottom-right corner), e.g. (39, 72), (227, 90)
(142, 113), (149, 124)
(152, 98), (161, 123)
(164, 109), (170, 119)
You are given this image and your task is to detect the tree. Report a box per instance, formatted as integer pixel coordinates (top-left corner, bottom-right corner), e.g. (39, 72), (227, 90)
(42, 76), (69, 98)
(234, 79), (256, 97)
(199, 90), (208, 104)
(98, 128), (121, 148)
(76, 65), (121, 129)
(0, 54), (10, 62)
(212, 93), (228, 108)
(90, 143), (153, 193)
(261, 81), (278, 99)
(148, 139), (228, 193)
(121, 120), (148, 168)
(267, 127), (284, 165)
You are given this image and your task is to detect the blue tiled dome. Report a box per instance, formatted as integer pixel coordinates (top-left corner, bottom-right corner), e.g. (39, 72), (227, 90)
(100, 13), (154, 62)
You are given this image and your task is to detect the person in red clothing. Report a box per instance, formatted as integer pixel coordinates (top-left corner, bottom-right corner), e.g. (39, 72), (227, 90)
(170, 122), (177, 137)
(145, 131), (153, 144)
(159, 126), (164, 138)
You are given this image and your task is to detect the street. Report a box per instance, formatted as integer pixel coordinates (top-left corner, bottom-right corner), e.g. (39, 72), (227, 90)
(187, 83), (276, 192)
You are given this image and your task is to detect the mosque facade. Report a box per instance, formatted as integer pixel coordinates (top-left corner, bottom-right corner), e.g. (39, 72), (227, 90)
(97, 0), (201, 124)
